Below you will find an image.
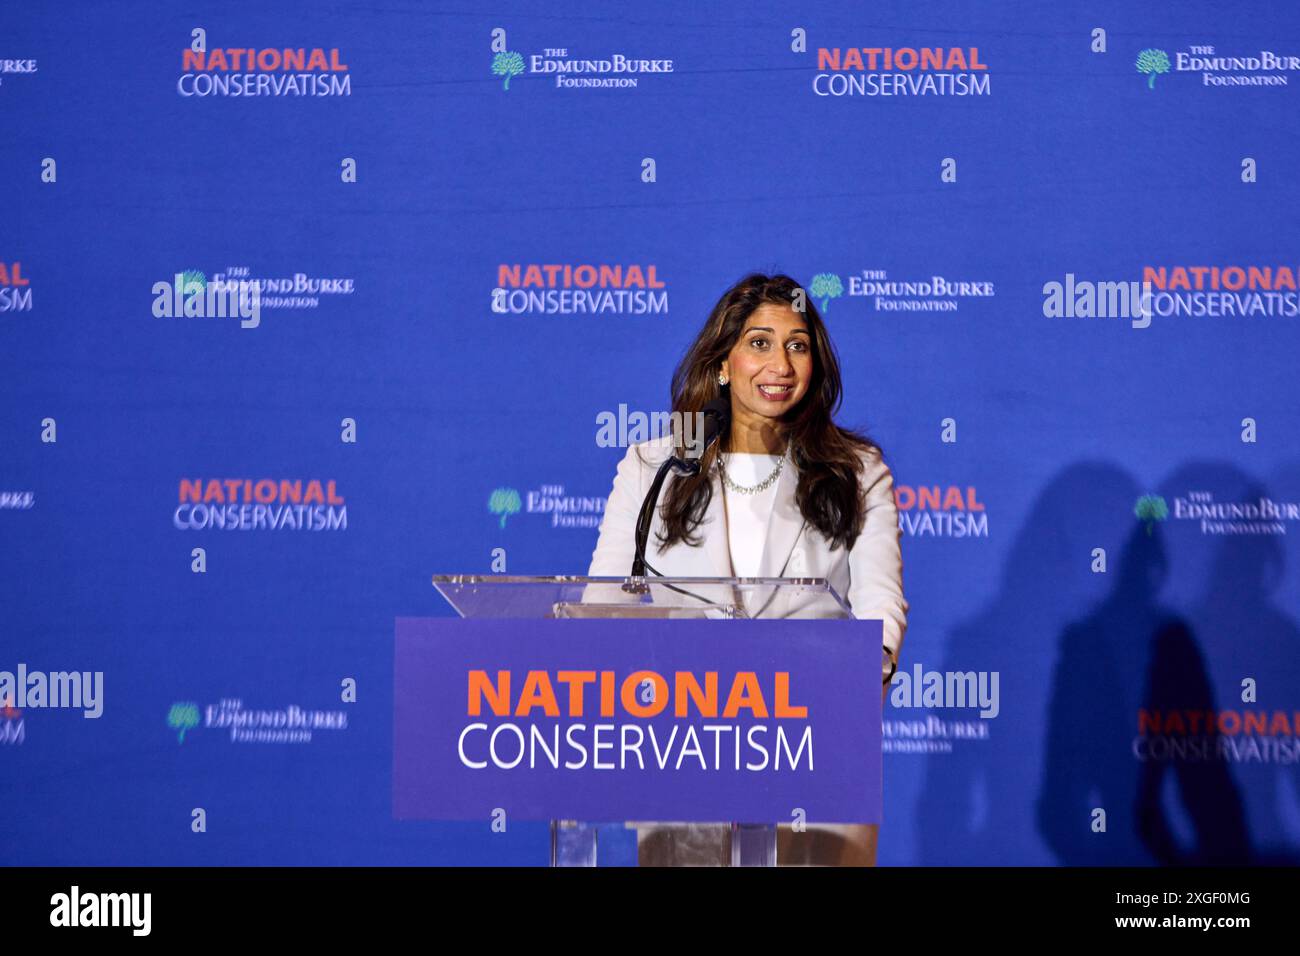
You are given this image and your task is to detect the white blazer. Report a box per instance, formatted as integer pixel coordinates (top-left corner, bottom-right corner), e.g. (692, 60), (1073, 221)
(586, 434), (908, 686)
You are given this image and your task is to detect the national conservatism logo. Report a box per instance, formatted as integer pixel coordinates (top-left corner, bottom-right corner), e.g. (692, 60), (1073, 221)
(894, 484), (989, 538)
(178, 42), (350, 96)
(492, 264), (668, 316)
(813, 45), (990, 97)
(173, 479), (348, 531)
(460, 668), (812, 771)
(1135, 708), (1299, 764)
(1, 261), (32, 313)
(0, 695), (23, 746)
(1141, 265), (1300, 318)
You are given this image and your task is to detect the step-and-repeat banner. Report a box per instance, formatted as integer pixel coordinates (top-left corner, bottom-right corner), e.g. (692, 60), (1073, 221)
(3, 0), (1299, 865)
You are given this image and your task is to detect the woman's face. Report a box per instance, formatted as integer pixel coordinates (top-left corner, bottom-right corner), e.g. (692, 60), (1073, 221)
(719, 302), (814, 427)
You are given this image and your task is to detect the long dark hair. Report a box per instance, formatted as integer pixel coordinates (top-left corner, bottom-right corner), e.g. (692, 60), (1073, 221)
(651, 272), (880, 552)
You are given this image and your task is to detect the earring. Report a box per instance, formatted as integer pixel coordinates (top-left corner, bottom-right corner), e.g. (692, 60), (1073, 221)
(718, 373), (728, 386)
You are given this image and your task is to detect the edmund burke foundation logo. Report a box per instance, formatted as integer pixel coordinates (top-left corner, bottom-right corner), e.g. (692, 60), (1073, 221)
(1137, 43), (1300, 89)
(490, 42), (674, 90)
(0, 57), (38, 95)
(169, 697), (349, 744)
(808, 269), (995, 314)
(1136, 490), (1300, 536)
(173, 479), (347, 531)
(488, 483), (604, 530)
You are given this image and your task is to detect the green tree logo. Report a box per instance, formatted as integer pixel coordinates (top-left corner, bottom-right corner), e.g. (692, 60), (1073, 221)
(492, 51), (525, 91)
(488, 487), (522, 528)
(809, 273), (843, 313)
(1134, 494), (1169, 536)
(1135, 49), (1170, 89)
(167, 701), (200, 743)
(180, 269), (206, 296)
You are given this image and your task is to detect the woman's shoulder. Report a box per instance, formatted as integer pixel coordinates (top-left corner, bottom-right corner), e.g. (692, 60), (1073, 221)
(618, 433), (677, 471)
(851, 439), (890, 475)
(847, 441), (897, 503)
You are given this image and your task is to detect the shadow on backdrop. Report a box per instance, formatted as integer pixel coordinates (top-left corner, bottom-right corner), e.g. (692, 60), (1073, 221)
(910, 461), (1300, 865)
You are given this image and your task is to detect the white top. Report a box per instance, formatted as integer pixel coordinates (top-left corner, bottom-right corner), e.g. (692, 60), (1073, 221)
(720, 452), (783, 578)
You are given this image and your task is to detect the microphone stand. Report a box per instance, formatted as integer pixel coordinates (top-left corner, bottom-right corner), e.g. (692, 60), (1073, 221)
(625, 454), (698, 592)
(624, 397), (729, 595)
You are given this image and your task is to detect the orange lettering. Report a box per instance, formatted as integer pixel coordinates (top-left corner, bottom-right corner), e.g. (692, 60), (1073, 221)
(817, 48), (841, 71)
(674, 672), (718, 718)
(622, 671), (668, 718)
(515, 671), (560, 717)
(774, 673), (806, 718)
(600, 671), (615, 717)
(556, 671), (596, 717)
(468, 670), (510, 717)
(723, 672), (768, 718)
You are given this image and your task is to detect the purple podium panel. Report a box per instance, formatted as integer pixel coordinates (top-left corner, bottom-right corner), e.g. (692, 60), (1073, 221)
(394, 616), (882, 824)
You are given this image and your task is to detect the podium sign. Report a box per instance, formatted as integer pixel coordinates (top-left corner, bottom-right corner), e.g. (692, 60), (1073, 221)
(393, 616), (882, 824)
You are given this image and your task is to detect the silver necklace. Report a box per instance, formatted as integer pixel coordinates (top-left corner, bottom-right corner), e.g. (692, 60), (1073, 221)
(718, 452), (784, 495)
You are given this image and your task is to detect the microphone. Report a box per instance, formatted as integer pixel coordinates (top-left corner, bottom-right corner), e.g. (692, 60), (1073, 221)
(672, 396), (731, 474)
(628, 397), (731, 580)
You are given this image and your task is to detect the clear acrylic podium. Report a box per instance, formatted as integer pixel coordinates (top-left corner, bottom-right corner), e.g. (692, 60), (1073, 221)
(431, 574), (863, 867)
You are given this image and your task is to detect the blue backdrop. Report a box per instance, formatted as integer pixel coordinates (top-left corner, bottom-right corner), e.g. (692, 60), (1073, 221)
(3, 0), (1299, 865)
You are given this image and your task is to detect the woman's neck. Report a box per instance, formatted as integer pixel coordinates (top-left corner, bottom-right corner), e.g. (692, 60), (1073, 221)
(725, 414), (787, 455)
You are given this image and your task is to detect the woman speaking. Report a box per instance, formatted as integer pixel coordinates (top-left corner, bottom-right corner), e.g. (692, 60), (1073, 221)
(587, 272), (909, 865)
